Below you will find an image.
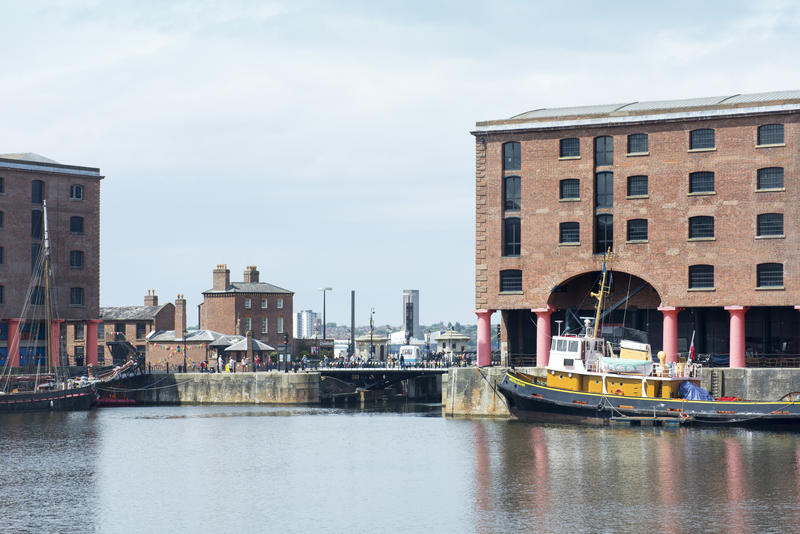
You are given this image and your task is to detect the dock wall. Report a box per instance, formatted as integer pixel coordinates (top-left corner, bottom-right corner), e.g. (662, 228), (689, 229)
(136, 372), (319, 404)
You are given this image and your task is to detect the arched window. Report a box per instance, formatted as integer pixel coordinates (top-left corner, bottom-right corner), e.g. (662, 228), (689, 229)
(757, 167), (784, 190)
(70, 287), (85, 306)
(560, 138), (579, 158)
(627, 175), (648, 197)
(70, 250), (84, 269)
(689, 265), (714, 289)
(758, 124), (784, 145)
(503, 217), (521, 256)
(70, 216), (84, 234)
(594, 214), (613, 253)
(756, 263), (783, 288)
(626, 219), (648, 242)
(689, 216), (714, 239)
(627, 134), (648, 154)
(503, 142), (521, 171)
(595, 171), (613, 208)
(690, 129), (715, 149)
(757, 213), (783, 237)
(689, 172), (715, 194)
(594, 136), (613, 166)
(504, 176), (520, 211)
(32, 180), (44, 204)
(500, 270), (522, 292)
(559, 222), (579, 244)
(559, 179), (580, 200)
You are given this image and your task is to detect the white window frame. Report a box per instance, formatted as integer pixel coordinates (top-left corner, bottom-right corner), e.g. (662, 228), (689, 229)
(277, 317), (284, 333)
(277, 298), (284, 309)
(244, 298), (251, 309)
(261, 318), (268, 334)
(70, 184), (84, 200)
(261, 298), (268, 309)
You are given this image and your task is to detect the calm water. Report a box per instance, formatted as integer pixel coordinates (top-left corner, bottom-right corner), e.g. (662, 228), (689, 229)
(2, 405), (800, 534)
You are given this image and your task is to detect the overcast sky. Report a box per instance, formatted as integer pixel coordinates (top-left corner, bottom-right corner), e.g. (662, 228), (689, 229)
(2, 0), (800, 326)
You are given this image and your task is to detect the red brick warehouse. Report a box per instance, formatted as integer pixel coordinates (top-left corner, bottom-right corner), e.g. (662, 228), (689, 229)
(471, 91), (800, 368)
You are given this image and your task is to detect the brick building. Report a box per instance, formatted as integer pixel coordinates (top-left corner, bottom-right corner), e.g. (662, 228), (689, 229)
(0, 153), (103, 367)
(199, 265), (293, 348)
(471, 90), (800, 368)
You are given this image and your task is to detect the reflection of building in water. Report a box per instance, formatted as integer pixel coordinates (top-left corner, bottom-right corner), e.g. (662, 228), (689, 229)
(472, 90), (800, 368)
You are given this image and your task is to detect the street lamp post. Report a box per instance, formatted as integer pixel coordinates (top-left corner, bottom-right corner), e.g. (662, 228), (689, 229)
(369, 308), (375, 361)
(318, 287), (332, 341)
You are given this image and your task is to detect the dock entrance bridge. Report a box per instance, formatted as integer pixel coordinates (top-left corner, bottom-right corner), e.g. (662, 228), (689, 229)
(319, 367), (447, 390)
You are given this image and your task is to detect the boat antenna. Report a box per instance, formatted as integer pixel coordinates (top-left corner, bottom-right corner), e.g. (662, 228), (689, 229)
(589, 249), (613, 339)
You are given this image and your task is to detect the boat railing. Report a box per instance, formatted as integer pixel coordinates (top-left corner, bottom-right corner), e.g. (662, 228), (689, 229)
(509, 354), (537, 367)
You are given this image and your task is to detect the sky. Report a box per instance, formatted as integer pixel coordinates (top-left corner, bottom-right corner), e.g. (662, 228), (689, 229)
(2, 0), (800, 327)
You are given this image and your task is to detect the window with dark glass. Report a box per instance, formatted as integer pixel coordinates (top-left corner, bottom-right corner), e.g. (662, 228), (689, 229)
(560, 138), (580, 158)
(70, 287), (84, 306)
(627, 134), (648, 154)
(595, 171), (613, 208)
(70, 250), (84, 269)
(559, 222), (580, 243)
(136, 323), (146, 339)
(757, 167), (784, 190)
(627, 175), (648, 197)
(627, 219), (648, 241)
(689, 216), (714, 239)
(70, 184), (84, 200)
(758, 124), (784, 145)
(503, 217), (521, 256)
(30, 286), (45, 305)
(504, 176), (521, 211)
(689, 171), (715, 193)
(503, 142), (521, 171)
(594, 214), (613, 253)
(500, 270), (522, 292)
(0, 285), (3, 305)
(757, 213), (783, 236)
(75, 324), (84, 340)
(0, 210), (3, 227)
(70, 216), (84, 234)
(594, 136), (613, 166)
(559, 179), (580, 200)
(0, 246), (3, 264)
(32, 180), (44, 204)
(690, 129), (715, 149)
(31, 210), (43, 238)
(31, 244), (40, 272)
(689, 265), (714, 289)
(0, 177), (4, 193)
(757, 263), (783, 288)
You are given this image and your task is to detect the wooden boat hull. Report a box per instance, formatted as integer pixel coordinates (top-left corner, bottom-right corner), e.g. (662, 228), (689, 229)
(499, 371), (800, 427)
(0, 385), (94, 413)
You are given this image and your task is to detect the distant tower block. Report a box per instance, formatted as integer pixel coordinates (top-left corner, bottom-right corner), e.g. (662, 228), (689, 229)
(402, 290), (420, 340)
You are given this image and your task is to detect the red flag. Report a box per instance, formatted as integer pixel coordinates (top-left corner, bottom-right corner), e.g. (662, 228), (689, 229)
(689, 331), (696, 361)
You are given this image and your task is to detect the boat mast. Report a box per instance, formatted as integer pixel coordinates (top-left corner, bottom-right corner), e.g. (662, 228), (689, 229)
(43, 200), (52, 373)
(589, 249), (612, 339)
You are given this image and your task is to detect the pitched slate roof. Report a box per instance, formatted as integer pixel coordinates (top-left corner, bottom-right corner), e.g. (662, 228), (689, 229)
(146, 329), (225, 343)
(100, 305), (163, 321)
(203, 282), (293, 295)
(224, 338), (275, 351)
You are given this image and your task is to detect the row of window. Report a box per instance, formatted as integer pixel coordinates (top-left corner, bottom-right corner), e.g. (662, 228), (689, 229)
(20, 286), (85, 306)
(0, 248), (87, 269)
(503, 167), (786, 210)
(501, 124), (786, 170)
(29, 211), (86, 238)
(0, 179), (85, 202)
(242, 316), (285, 334)
(499, 262), (785, 292)
(243, 297), (284, 309)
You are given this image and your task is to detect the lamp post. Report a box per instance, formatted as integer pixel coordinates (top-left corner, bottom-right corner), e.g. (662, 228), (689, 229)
(369, 308), (375, 361)
(318, 287), (332, 341)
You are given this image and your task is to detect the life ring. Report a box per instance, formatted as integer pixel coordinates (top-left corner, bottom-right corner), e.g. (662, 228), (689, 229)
(614, 388), (624, 396)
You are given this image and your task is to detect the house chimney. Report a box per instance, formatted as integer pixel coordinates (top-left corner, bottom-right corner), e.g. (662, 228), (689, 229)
(144, 289), (158, 306)
(243, 265), (259, 283)
(175, 294), (186, 340)
(213, 264), (230, 290)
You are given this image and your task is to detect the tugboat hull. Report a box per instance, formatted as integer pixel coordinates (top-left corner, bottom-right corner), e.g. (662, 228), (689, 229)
(499, 372), (800, 427)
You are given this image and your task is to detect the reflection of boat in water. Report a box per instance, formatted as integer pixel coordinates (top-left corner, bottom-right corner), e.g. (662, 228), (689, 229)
(498, 251), (800, 426)
(0, 201), (95, 413)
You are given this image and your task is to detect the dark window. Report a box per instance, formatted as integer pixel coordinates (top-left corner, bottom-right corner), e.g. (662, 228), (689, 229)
(503, 217), (521, 256)
(32, 180), (44, 204)
(758, 124), (784, 145)
(70, 216), (84, 234)
(0, 210), (3, 227)
(30, 286), (45, 305)
(70, 287), (84, 306)
(31, 244), (41, 272)
(559, 179), (580, 200)
(757, 167), (784, 190)
(504, 176), (521, 211)
(0, 177), (3, 193)
(0, 246), (3, 264)
(594, 136), (613, 166)
(500, 270), (522, 292)
(689, 216), (714, 239)
(627, 134), (648, 154)
(70, 184), (84, 200)
(70, 250), (84, 269)
(75, 324), (84, 340)
(689, 171), (715, 193)
(32, 210), (43, 239)
(689, 265), (714, 289)
(503, 142), (521, 171)
(594, 214), (613, 253)
(757, 263), (783, 288)
(0, 285), (3, 305)
(560, 138), (580, 158)
(757, 213), (783, 236)
(627, 175), (648, 197)
(559, 222), (580, 243)
(690, 129), (715, 149)
(595, 171), (613, 208)
(136, 323), (147, 339)
(627, 219), (648, 241)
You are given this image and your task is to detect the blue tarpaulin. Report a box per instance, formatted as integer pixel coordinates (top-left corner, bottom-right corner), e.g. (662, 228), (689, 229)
(679, 380), (714, 401)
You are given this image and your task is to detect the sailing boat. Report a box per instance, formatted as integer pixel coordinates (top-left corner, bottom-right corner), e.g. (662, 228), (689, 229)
(0, 201), (94, 412)
(497, 250), (800, 426)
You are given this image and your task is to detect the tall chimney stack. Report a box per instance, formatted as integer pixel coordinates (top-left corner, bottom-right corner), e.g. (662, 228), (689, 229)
(213, 264), (230, 291)
(243, 265), (260, 283)
(144, 289), (158, 306)
(175, 294), (187, 340)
